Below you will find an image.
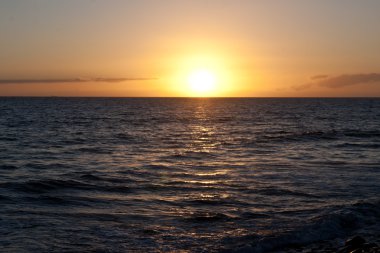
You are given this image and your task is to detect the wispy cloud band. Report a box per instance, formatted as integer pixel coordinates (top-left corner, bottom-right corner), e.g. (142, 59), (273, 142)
(318, 73), (380, 88)
(294, 73), (380, 91)
(0, 77), (156, 84)
(310, 75), (329, 80)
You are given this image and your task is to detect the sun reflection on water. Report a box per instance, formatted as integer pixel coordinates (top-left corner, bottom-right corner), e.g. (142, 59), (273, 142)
(187, 102), (219, 154)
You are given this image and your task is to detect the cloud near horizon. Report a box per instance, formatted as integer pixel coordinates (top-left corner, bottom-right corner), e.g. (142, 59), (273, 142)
(318, 73), (380, 88)
(294, 73), (380, 91)
(0, 77), (156, 84)
(310, 74), (329, 80)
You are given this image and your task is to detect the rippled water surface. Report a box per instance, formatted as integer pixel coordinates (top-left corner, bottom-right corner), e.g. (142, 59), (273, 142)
(0, 98), (379, 252)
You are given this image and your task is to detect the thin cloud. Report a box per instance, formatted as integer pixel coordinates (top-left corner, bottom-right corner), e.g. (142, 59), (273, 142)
(318, 73), (380, 88)
(292, 83), (312, 91)
(0, 77), (156, 84)
(294, 73), (380, 91)
(310, 74), (329, 80)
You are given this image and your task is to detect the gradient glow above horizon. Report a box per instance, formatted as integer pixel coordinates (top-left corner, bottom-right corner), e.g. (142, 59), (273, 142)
(1, 0), (380, 97)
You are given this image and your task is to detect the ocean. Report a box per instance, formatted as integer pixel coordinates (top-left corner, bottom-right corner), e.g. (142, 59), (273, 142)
(0, 98), (379, 252)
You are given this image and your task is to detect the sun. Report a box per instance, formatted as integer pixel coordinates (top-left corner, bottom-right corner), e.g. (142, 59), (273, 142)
(187, 69), (216, 95)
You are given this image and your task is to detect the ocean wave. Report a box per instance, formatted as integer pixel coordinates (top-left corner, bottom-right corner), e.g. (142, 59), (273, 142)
(0, 136), (18, 141)
(226, 199), (380, 253)
(344, 130), (380, 138)
(162, 151), (217, 160)
(184, 211), (234, 222)
(259, 130), (339, 143)
(79, 173), (103, 181)
(244, 187), (321, 199)
(74, 147), (113, 154)
(0, 194), (11, 201)
(22, 195), (78, 205)
(0, 164), (18, 170)
(181, 197), (248, 207)
(335, 143), (380, 149)
(5, 178), (138, 195)
(12, 179), (93, 193)
(239, 212), (271, 219)
(244, 129), (380, 147)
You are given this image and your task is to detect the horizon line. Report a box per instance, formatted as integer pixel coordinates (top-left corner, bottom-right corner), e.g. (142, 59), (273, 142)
(0, 96), (379, 99)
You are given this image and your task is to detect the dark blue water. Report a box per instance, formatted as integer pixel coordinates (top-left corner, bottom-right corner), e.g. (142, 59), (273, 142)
(0, 98), (379, 252)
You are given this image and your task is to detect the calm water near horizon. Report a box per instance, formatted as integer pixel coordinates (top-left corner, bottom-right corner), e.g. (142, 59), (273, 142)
(0, 98), (379, 252)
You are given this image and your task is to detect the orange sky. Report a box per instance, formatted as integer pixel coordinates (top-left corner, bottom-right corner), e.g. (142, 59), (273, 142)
(1, 1), (380, 97)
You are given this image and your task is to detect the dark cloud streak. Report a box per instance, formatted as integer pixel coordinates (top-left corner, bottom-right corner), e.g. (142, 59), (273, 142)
(310, 74), (329, 80)
(294, 73), (380, 91)
(292, 83), (312, 91)
(0, 77), (156, 84)
(318, 73), (380, 88)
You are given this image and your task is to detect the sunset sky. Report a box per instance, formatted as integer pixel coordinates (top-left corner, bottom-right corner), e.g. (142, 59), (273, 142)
(1, 0), (380, 97)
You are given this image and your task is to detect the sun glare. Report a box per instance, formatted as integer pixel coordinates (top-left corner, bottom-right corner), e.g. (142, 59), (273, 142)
(168, 53), (235, 97)
(188, 70), (216, 95)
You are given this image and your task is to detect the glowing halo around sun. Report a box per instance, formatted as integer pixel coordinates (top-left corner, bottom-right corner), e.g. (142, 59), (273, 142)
(166, 52), (237, 97)
(187, 69), (217, 95)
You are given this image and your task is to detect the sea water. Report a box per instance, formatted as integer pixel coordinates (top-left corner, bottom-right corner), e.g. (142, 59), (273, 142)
(0, 98), (379, 252)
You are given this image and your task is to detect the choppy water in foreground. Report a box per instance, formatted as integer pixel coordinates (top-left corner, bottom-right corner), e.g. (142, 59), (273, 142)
(0, 98), (379, 252)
